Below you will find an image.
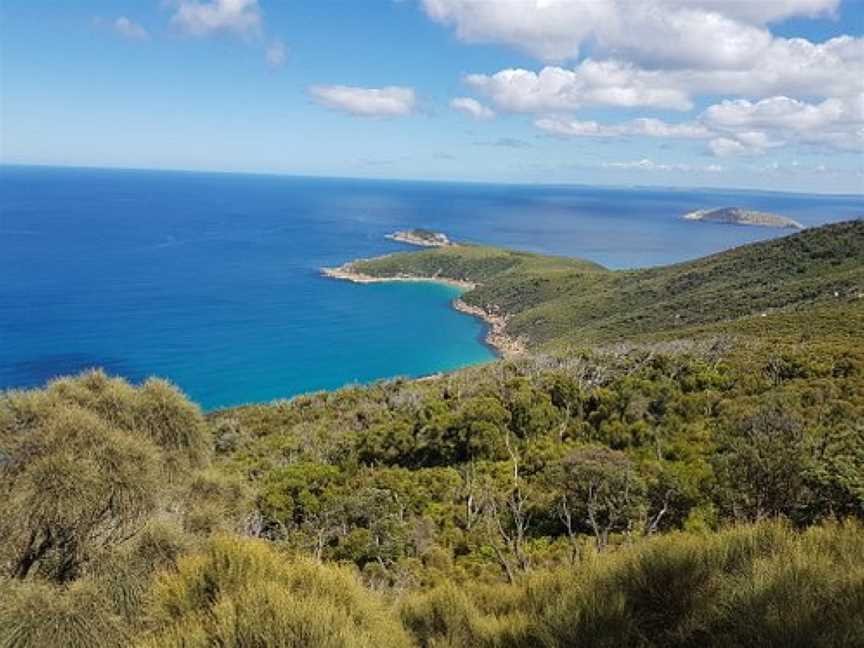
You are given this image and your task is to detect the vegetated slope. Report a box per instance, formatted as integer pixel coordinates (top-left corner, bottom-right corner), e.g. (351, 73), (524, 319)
(352, 220), (864, 348)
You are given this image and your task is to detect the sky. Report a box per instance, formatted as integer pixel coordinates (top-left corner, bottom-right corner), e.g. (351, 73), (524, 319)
(1, 0), (863, 193)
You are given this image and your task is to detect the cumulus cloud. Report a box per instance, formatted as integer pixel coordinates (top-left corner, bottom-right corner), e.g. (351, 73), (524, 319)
(670, 35), (864, 100)
(703, 94), (864, 153)
(422, 0), (838, 65)
(708, 138), (752, 157)
(467, 36), (863, 116)
(466, 61), (693, 112)
(170, 0), (262, 38)
(308, 85), (417, 117)
(426, 0), (859, 163)
(665, 0), (840, 25)
(535, 94), (862, 155)
(266, 40), (287, 66)
(536, 116), (711, 139)
(450, 97), (495, 120)
(602, 158), (724, 172)
(113, 16), (149, 40)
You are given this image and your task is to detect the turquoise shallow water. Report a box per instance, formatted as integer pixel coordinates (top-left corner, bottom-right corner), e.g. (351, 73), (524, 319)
(1, 165), (861, 409)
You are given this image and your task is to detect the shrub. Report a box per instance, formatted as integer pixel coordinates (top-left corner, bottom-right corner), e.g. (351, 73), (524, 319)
(0, 401), (161, 582)
(0, 578), (127, 648)
(140, 535), (413, 647)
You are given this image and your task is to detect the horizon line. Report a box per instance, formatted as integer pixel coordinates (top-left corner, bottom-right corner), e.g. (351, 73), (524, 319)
(2, 161), (863, 199)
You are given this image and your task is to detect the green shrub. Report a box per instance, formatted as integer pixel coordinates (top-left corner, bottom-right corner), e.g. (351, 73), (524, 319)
(0, 578), (127, 648)
(400, 520), (864, 648)
(140, 535), (413, 647)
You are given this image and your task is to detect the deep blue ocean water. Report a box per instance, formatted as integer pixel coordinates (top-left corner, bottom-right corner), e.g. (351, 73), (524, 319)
(2, 165), (862, 409)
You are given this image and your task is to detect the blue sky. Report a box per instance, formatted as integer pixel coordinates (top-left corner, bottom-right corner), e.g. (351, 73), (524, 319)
(1, 0), (862, 193)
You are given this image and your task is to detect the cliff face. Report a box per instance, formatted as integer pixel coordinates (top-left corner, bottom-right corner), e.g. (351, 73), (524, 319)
(683, 207), (804, 229)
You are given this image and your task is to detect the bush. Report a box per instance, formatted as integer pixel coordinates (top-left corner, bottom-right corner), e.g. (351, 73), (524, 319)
(0, 401), (161, 582)
(0, 578), (127, 648)
(140, 535), (413, 647)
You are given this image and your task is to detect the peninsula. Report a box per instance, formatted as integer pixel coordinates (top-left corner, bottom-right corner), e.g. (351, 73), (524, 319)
(683, 207), (804, 229)
(326, 221), (861, 353)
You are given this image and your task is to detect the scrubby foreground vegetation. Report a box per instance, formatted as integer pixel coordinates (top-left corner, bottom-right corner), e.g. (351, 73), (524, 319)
(2, 221), (864, 646)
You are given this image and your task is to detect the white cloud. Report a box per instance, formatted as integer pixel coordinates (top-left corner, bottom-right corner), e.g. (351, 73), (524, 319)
(425, 0), (859, 163)
(536, 116), (711, 139)
(709, 137), (759, 158)
(421, 0), (838, 65)
(673, 36), (864, 100)
(450, 97), (495, 120)
(171, 0), (262, 38)
(467, 36), (864, 117)
(466, 61), (693, 112)
(602, 158), (723, 172)
(664, 0), (839, 25)
(703, 95), (864, 153)
(535, 96), (861, 157)
(533, 93), (862, 156)
(309, 85), (417, 117)
(266, 40), (287, 66)
(423, 0), (613, 62)
(114, 16), (149, 41)
(705, 96), (843, 131)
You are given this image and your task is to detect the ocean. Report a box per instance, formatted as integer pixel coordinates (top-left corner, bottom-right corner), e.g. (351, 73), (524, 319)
(1, 165), (861, 409)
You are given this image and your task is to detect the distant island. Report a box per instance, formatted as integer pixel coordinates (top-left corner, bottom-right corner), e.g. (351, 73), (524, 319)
(386, 228), (452, 247)
(683, 207), (804, 229)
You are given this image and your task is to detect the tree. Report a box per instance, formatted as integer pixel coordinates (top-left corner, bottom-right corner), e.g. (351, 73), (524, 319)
(712, 406), (809, 521)
(552, 446), (647, 549)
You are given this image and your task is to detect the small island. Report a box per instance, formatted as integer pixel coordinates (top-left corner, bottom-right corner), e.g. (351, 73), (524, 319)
(386, 228), (452, 247)
(683, 207), (803, 229)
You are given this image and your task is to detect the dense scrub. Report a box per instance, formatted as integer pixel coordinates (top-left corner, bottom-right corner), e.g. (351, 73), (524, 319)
(2, 222), (864, 646)
(399, 519), (864, 648)
(215, 319), (864, 579)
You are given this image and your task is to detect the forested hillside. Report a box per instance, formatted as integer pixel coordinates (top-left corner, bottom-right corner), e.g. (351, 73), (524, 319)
(2, 221), (863, 647)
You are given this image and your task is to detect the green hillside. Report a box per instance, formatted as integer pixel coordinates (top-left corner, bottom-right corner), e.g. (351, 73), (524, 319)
(352, 220), (864, 348)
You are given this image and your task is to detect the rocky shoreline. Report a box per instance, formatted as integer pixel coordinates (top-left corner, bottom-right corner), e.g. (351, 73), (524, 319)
(321, 264), (524, 358)
(321, 264), (476, 290)
(451, 298), (526, 358)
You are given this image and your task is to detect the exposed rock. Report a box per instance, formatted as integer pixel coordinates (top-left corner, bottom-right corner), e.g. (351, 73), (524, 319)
(386, 229), (452, 247)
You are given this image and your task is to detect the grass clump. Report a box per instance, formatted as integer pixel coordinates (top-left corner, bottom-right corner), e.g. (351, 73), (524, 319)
(139, 535), (413, 648)
(0, 578), (127, 648)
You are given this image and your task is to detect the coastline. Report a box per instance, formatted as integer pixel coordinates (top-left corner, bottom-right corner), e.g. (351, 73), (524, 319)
(321, 264), (476, 290)
(321, 264), (524, 358)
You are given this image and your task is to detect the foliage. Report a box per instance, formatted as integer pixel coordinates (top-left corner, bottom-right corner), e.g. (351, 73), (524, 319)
(399, 519), (864, 648)
(138, 535), (413, 648)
